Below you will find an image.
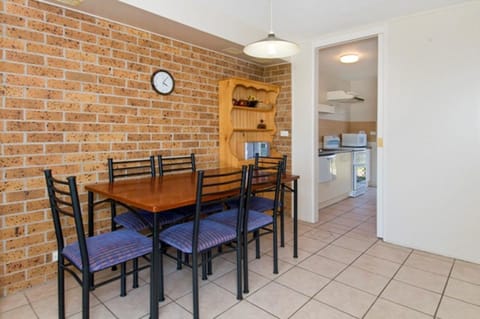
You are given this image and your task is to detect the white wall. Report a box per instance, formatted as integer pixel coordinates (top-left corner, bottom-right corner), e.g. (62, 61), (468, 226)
(350, 77), (377, 122)
(384, 2), (480, 263)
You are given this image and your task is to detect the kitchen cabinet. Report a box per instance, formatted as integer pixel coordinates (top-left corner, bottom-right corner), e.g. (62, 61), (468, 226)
(318, 152), (352, 209)
(219, 78), (280, 168)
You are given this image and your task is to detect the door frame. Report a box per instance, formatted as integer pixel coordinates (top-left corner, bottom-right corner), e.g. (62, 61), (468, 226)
(312, 25), (386, 238)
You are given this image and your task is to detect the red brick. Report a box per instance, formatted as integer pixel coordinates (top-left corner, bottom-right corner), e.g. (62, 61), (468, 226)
(46, 35), (80, 49)
(0, 12), (25, 26)
(27, 65), (63, 78)
(6, 26), (44, 42)
(26, 43), (63, 57)
(46, 13), (80, 29)
(6, 51), (44, 65)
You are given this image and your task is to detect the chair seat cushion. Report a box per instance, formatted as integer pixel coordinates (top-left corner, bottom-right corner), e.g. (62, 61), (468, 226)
(114, 210), (186, 231)
(159, 220), (237, 254)
(228, 196), (279, 212)
(62, 230), (152, 272)
(207, 209), (273, 232)
(175, 202), (225, 217)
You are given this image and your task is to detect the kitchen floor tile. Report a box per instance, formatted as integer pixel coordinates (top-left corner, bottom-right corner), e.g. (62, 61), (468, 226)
(333, 235), (376, 253)
(247, 254), (294, 280)
(216, 301), (277, 319)
(317, 244), (363, 264)
(394, 265), (448, 293)
(437, 296), (480, 319)
(0, 304), (38, 319)
(290, 299), (356, 319)
(450, 260), (480, 285)
(298, 254), (348, 278)
(275, 266), (330, 297)
(365, 241), (412, 264)
(314, 281), (376, 318)
(404, 252), (453, 276)
(247, 281), (309, 318)
(381, 279), (441, 315)
(352, 254), (401, 278)
(444, 278), (480, 306)
(364, 298), (432, 319)
(336, 266), (390, 296)
(214, 268), (269, 296)
(0, 292), (28, 313)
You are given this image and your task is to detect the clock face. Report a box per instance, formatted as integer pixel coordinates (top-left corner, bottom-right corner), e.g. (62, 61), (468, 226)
(151, 70), (175, 95)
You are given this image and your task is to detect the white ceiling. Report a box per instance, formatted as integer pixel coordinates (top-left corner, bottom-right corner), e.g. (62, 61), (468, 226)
(44, 0), (468, 66)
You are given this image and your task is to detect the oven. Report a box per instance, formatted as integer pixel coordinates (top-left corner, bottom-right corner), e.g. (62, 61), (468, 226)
(350, 150), (368, 197)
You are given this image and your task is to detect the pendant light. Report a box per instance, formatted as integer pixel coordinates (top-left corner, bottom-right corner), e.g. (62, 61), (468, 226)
(243, 0), (299, 59)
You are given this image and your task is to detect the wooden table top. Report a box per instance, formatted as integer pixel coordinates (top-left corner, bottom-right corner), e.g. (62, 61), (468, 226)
(85, 167), (299, 213)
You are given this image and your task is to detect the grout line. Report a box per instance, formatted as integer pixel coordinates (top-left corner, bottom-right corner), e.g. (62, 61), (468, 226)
(433, 258), (456, 318)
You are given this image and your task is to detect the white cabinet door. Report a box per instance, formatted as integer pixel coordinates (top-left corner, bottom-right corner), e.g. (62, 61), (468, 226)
(318, 152), (352, 208)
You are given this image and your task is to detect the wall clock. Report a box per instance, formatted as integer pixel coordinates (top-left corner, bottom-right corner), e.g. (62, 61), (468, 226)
(151, 69), (175, 95)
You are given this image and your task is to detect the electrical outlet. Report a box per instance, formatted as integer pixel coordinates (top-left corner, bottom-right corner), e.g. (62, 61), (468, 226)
(52, 250), (58, 262)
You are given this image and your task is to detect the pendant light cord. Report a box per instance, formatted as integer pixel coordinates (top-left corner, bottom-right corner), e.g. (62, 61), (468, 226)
(269, 0), (274, 34)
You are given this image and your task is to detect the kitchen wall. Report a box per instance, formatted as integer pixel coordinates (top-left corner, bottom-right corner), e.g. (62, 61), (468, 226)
(293, 1), (480, 263)
(0, 0), (292, 296)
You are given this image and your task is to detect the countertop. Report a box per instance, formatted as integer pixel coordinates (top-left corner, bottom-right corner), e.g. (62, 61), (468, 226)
(318, 147), (368, 157)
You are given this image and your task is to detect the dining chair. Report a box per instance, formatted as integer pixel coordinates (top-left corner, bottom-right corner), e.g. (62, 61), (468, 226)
(108, 156), (186, 233)
(207, 163), (282, 293)
(44, 169), (152, 319)
(227, 154), (287, 249)
(158, 166), (248, 319)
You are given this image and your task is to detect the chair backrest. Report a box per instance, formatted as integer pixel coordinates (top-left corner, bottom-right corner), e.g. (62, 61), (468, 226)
(158, 153), (196, 176)
(107, 156), (156, 182)
(254, 153), (287, 173)
(193, 166), (247, 250)
(246, 163), (283, 214)
(44, 169), (90, 270)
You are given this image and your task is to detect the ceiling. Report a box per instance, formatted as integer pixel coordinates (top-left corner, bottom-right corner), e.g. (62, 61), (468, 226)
(43, 0), (467, 66)
(317, 37), (378, 81)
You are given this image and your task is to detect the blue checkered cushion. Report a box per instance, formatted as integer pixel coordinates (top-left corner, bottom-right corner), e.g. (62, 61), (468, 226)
(159, 220), (237, 254)
(114, 210), (186, 231)
(207, 209), (273, 232)
(62, 230), (152, 272)
(228, 196), (280, 212)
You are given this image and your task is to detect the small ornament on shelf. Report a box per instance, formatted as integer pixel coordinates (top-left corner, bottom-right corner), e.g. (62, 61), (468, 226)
(257, 119), (266, 129)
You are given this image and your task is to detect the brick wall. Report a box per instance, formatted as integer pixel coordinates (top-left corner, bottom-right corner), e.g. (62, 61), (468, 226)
(0, 0), (292, 296)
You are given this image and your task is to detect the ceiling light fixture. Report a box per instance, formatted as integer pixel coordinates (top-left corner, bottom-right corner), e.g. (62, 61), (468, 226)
(243, 0), (299, 59)
(340, 54), (359, 63)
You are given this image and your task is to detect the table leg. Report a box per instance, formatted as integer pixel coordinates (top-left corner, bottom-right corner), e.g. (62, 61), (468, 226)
(150, 213), (159, 318)
(293, 179), (298, 258)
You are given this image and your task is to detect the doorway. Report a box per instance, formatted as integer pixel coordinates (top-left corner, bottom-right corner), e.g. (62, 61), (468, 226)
(314, 32), (384, 238)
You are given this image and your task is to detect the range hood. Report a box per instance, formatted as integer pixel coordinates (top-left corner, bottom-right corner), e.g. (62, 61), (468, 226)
(327, 90), (364, 103)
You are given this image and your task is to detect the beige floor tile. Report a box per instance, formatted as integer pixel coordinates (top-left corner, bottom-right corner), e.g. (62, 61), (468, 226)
(176, 283), (238, 319)
(204, 256), (236, 281)
(298, 255), (347, 278)
(365, 241), (412, 264)
(155, 302), (192, 319)
(68, 304), (116, 319)
(290, 299), (356, 319)
(162, 268), (208, 300)
(216, 301), (276, 319)
(268, 245), (312, 265)
(365, 298), (432, 319)
(330, 217), (363, 228)
(247, 254), (294, 280)
(450, 260), (480, 285)
(333, 235), (376, 253)
(381, 280), (441, 315)
(275, 266), (330, 297)
(314, 281), (376, 318)
(404, 253), (453, 276)
(0, 292), (28, 313)
(343, 229), (379, 241)
(317, 222), (352, 234)
(437, 296), (480, 319)
(317, 244), (362, 264)
(290, 235), (329, 253)
(31, 287), (101, 318)
(214, 269), (269, 296)
(104, 284), (157, 319)
(395, 265), (448, 293)
(302, 228), (342, 243)
(352, 254), (401, 278)
(336, 266), (390, 295)
(445, 278), (480, 306)
(413, 250), (454, 263)
(247, 281), (309, 318)
(0, 304), (38, 319)
(93, 274), (147, 302)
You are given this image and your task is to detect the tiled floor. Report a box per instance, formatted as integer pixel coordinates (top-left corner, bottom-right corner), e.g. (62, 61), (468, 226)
(3, 188), (480, 318)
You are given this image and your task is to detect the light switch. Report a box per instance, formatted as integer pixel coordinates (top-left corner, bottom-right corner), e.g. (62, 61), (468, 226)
(280, 130), (289, 137)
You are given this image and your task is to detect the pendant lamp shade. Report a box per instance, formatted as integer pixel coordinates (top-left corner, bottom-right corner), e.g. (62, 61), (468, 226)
(243, 0), (299, 59)
(244, 33), (299, 59)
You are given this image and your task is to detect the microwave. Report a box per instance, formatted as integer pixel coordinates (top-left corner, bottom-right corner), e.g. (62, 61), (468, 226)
(245, 142), (270, 159)
(341, 133), (367, 147)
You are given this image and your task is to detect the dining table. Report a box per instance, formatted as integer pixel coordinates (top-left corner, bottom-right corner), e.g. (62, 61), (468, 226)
(85, 167), (299, 318)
